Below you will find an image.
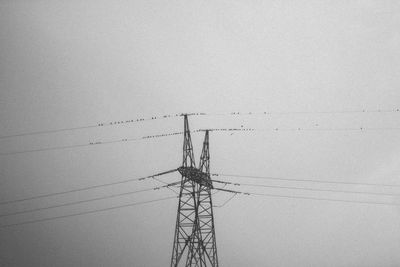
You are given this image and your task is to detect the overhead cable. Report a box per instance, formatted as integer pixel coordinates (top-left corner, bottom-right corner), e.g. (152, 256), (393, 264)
(212, 179), (400, 197)
(0, 113), (188, 140)
(2, 124), (400, 156)
(212, 187), (400, 207)
(212, 173), (400, 188)
(213, 193), (237, 208)
(1, 108), (398, 140)
(0, 169), (177, 206)
(0, 182), (180, 218)
(0, 196), (178, 229)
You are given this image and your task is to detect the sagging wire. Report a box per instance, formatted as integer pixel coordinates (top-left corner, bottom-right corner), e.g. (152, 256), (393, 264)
(0, 169), (178, 206)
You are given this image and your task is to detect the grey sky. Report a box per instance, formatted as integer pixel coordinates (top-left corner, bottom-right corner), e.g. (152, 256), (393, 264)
(1, 0), (400, 266)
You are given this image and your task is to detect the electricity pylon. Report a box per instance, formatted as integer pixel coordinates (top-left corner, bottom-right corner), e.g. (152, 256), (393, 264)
(170, 115), (219, 267)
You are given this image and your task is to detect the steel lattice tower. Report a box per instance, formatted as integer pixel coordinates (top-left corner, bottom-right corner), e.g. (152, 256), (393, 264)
(171, 115), (219, 267)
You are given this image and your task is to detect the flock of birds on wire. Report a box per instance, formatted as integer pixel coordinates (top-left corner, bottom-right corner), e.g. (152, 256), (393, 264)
(0, 108), (400, 229)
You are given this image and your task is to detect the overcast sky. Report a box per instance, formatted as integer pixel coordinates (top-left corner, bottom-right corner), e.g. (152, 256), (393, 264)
(1, 1), (400, 266)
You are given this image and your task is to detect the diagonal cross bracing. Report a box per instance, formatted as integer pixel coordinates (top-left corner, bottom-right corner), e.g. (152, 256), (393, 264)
(171, 116), (219, 267)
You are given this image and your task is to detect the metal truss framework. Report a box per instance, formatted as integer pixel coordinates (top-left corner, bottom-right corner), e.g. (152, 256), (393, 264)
(171, 115), (219, 267)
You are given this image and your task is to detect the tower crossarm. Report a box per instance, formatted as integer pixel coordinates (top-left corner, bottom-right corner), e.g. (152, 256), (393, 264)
(177, 166), (213, 189)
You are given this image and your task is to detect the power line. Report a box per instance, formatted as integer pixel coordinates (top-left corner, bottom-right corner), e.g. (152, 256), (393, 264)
(0, 139), (139, 156)
(212, 184), (227, 196)
(0, 183), (179, 218)
(199, 109), (400, 117)
(0, 169), (177, 206)
(0, 130), (192, 156)
(203, 126), (400, 133)
(0, 196), (178, 229)
(0, 113), (187, 140)
(212, 179), (400, 197)
(213, 193), (237, 208)
(212, 173), (400, 188)
(152, 176), (180, 194)
(212, 187), (400, 207)
(0, 142), (106, 156)
(0, 125), (98, 140)
(1, 108), (398, 140)
(2, 124), (400, 156)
